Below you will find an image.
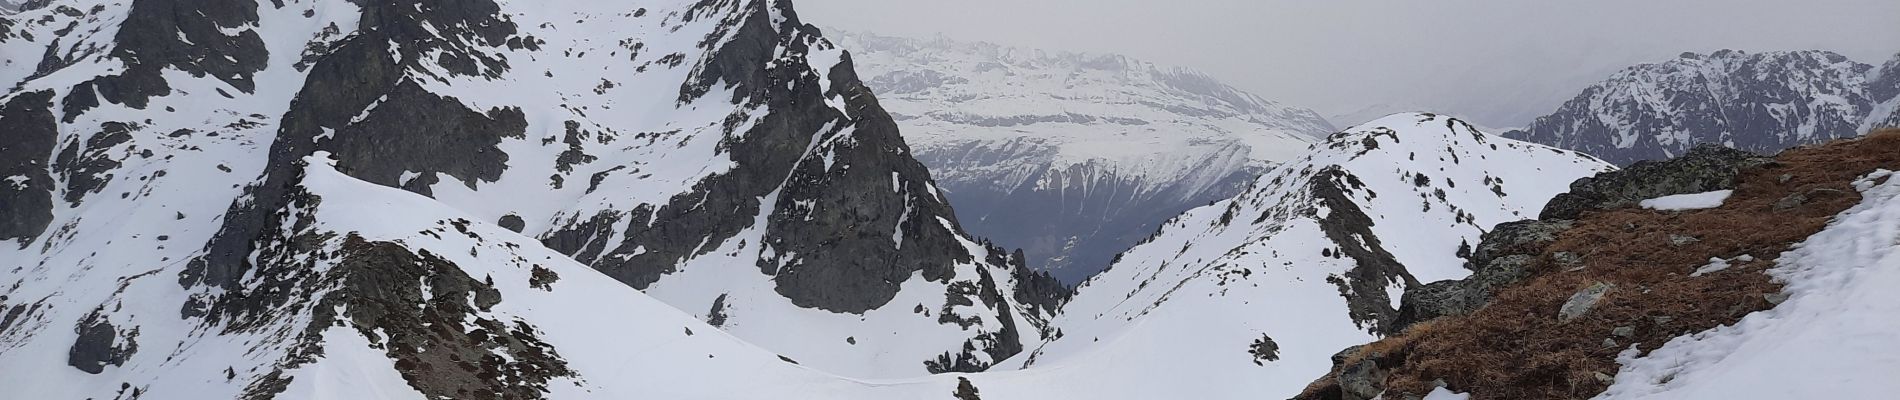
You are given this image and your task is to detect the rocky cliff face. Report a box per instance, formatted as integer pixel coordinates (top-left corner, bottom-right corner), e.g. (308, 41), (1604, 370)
(1506, 50), (1900, 166)
(832, 31), (1334, 284)
(0, 0), (1054, 388)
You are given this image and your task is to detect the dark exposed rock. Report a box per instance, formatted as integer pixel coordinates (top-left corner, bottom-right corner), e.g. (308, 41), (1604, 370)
(1393, 280), (1471, 332)
(1541, 145), (1771, 220)
(705, 293), (730, 327)
(758, 41), (986, 315)
(559, 3), (842, 295)
(1338, 358), (1390, 400)
(82, 0), (269, 110)
(185, 0), (521, 290)
(925, 266), (1025, 373)
(1010, 251), (1072, 315)
(1392, 219), (1574, 331)
(540, 209), (626, 266)
(1249, 333), (1281, 365)
(497, 214), (526, 233)
(528, 264), (559, 291)
(1312, 166), (1419, 335)
(327, 237), (569, 400)
(54, 121), (134, 204)
(68, 310), (137, 374)
(0, 91), (58, 245)
(60, 81), (99, 122)
(553, 1), (1023, 328)
(953, 377), (982, 400)
(553, 121), (598, 173)
(323, 81), (526, 197)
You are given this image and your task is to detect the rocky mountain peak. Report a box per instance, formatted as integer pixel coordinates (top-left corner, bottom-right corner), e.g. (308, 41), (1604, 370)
(0, 0), (1052, 386)
(1505, 49), (1900, 166)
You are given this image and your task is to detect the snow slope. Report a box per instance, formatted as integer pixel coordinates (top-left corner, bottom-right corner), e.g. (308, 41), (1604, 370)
(1, 152), (963, 399)
(1506, 50), (1900, 165)
(0, 0), (1052, 383)
(831, 31), (1335, 283)
(989, 113), (1613, 397)
(1597, 169), (1900, 399)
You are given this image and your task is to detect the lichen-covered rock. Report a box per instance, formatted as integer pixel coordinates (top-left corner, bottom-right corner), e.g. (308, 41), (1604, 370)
(1559, 282), (1615, 322)
(1338, 358), (1391, 400)
(1391, 219), (1575, 331)
(1541, 144), (1771, 219)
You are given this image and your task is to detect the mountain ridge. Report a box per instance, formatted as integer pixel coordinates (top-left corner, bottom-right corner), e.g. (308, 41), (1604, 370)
(1505, 49), (1900, 165)
(0, 0), (1053, 387)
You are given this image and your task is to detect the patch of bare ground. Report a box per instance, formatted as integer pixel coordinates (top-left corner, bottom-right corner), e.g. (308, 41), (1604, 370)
(1297, 129), (1900, 399)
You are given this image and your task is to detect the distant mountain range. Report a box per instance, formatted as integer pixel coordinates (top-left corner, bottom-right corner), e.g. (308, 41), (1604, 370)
(832, 31), (1334, 284)
(1506, 50), (1900, 165)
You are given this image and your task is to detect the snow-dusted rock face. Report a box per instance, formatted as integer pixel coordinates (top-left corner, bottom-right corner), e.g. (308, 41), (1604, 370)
(1506, 50), (1900, 166)
(832, 32), (1335, 284)
(0, 0), (1056, 387)
(988, 113), (1612, 397)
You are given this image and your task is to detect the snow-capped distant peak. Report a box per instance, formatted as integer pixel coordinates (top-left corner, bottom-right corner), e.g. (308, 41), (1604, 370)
(1507, 49), (1900, 165)
(831, 30), (1335, 283)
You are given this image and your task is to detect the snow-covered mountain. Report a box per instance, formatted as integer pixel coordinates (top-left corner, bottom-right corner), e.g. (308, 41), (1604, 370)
(831, 31), (1335, 284)
(1505, 50), (1900, 165)
(0, 0), (1063, 394)
(987, 113), (1613, 397)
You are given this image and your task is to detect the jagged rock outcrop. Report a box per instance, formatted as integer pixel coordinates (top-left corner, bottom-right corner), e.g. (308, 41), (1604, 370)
(1391, 144), (1773, 332)
(1540, 145), (1773, 219)
(1507, 50), (1900, 166)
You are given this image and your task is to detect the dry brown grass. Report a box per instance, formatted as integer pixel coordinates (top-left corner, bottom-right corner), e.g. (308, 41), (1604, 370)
(1300, 130), (1900, 399)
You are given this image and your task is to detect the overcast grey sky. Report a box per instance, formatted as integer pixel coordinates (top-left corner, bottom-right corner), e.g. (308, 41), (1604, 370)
(800, 0), (1900, 127)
